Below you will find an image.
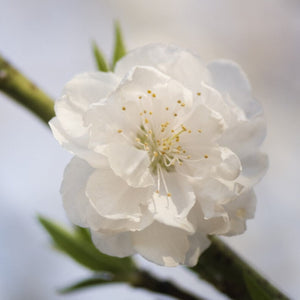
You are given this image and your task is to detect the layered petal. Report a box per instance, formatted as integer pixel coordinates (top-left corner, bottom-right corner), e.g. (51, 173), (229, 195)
(86, 167), (153, 220)
(115, 44), (211, 91)
(132, 221), (190, 266)
(91, 230), (135, 257)
(207, 60), (262, 118)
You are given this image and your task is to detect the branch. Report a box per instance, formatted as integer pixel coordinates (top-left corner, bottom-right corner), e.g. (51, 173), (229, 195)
(190, 236), (290, 300)
(130, 270), (205, 300)
(0, 55), (55, 125)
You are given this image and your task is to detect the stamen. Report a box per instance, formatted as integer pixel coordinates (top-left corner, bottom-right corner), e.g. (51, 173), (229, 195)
(117, 129), (123, 133)
(197, 92), (201, 96)
(122, 106), (126, 111)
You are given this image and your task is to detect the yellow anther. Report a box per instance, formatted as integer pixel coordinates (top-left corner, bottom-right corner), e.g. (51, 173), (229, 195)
(198, 129), (202, 133)
(171, 129), (175, 133)
(152, 93), (156, 98)
(148, 130), (152, 134)
(144, 110), (147, 113)
(154, 151), (159, 157)
(156, 190), (159, 193)
(181, 125), (187, 131)
(183, 150), (186, 154)
(165, 107), (169, 111)
(145, 118), (149, 124)
(139, 96), (142, 99)
(139, 112), (143, 116)
(117, 129), (123, 133)
(177, 100), (181, 104)
(167, 193), (172, 197)
(187, 155), (191, 159)
(161, 129), (165, 133)
(197, 92), (201, 96)
(149, 111), (153, 115)
(181, 103), (185, 107)
(122, 106), (126, 111)
(174, 113), (178, 117)
(204, 155), (208, 159)
(188, 130), (192, 133)
(136, 138), (141, 142)
(147, 90), (151, 94)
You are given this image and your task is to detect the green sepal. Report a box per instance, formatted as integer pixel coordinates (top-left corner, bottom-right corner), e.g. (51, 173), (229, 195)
(38, 216), (135, 274)
(112, 21), (126, 69)
(92, 41), (110, 72)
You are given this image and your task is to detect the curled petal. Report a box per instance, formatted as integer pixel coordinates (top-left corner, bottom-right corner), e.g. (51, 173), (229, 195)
(91, 230), (135, 257)
(132, 221), (190, 267)
(86, 167), (152, 220)
(207, 60), (262, 118)
(115, 44), (211, 91)
(60, 157), (94, 227)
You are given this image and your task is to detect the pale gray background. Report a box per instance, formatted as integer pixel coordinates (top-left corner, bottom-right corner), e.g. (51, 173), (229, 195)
(0, 0), (299, 299)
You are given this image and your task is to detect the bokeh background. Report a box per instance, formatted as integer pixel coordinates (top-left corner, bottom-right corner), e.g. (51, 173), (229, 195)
(0, 0), (299, 299)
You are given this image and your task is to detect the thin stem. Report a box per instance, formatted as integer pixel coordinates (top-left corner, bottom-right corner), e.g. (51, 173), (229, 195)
(0, 55), (55, 125)
(190, 236), (290, 300)
(130, 270), (206, 300)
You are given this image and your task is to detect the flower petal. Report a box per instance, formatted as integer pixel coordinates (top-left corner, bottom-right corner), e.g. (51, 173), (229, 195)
(223, 188), (257, 236)
(132, 221), (190, 266)
(184, 232), (211, 266)
(115, 44), (211, 92)
(62, 72), (120, 111)
(220, 116), (267, 159)
(105, 142), (154, 188)
(207, 60), (262, 118)
(91, 230), (135, 257)
(60, 157), (94, 227)
(86, 167), (152, 220)
(238, 152), (268, 186)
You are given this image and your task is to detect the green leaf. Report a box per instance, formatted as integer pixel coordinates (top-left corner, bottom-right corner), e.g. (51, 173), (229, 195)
(92, 41), (110, 72)
(112, 21), (126, 69)
(243, 270), (272, 300)
(38, 216), (135, 274)
(59, 274), (118, 294)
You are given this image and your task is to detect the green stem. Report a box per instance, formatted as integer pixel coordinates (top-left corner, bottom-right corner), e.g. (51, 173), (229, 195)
(190, 236), (290, 300)
(0, 55), (55, 125)
(130, 270), (205, 300)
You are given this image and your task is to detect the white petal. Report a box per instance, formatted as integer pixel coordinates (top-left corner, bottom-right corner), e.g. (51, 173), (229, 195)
(106, 142), (154, 188)
(62, 72), (119, 111)
(207, 60), (262, 118)
(115, 44), (211, 92)
(184, 233), (211, 266)
(220, 116), (266, 159)
(193, 178), (236, 219)
(215, 147), (242, 180)
(49, 118), (105, 168)
(179, 103), (225, 146)
(91, 230), (135, 257)
(87, 203), (153, 233)
(223, 189), (257, 236)
(60, 157), (94, 227)
(238, 152), (268, 186)
(188, 201), (230, 235)
(86, 167), (152, 220)
(177, 147), (241, 181)
(132, 221), (190, 266)
(149, 192), (195, 233)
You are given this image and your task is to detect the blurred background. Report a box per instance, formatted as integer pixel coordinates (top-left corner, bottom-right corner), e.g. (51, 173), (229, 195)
(0, 0), (299, 299)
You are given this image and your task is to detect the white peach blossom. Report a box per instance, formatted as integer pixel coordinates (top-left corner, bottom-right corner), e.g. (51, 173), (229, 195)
(50, 44), (267, 267)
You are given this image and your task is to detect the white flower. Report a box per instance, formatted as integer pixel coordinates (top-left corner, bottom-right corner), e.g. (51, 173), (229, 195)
(50, 44), (268, 267)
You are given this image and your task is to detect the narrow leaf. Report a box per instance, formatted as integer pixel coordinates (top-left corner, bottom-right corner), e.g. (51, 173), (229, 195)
(243, 270), (272, 300)
(59, 274), (118, 294)
(112, 21), (126, 69)
(38, 216), (135, 274)
(92, 41), (110, 72)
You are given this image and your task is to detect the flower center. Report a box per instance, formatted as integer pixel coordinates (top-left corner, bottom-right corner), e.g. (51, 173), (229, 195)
(136, 123), (191, 173)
